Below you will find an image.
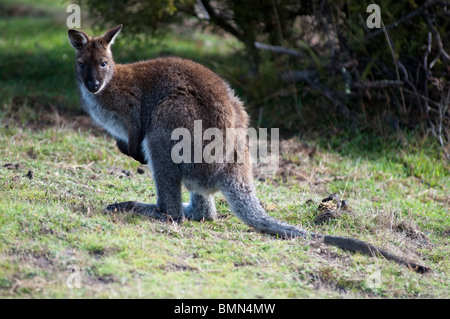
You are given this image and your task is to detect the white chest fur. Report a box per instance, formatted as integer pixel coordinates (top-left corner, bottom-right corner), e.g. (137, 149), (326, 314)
(79, 85), (128, 142)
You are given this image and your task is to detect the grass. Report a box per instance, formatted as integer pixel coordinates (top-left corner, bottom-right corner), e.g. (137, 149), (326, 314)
(0, 0), (449, 299)
(0, 123), (448, 299)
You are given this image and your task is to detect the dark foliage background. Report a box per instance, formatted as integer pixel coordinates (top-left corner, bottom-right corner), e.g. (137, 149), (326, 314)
(81, 0), (450, 157)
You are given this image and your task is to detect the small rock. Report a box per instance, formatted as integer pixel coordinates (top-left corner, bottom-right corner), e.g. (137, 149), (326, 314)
(314, 210), (342, 224)
(121, 169), (131, 176)
(341, 200), (349, 209)
(27, 148), (37, 159)
(315, 193), (349, 224)
(25, 170), (33, 180)
(322, 193), (339, 202)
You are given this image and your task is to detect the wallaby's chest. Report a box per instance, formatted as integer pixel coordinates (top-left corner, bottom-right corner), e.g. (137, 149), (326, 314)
(80, 86), (128, 142)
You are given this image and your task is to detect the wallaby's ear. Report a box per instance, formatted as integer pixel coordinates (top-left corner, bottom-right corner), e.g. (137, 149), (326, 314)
(103, 25), (123, 46)
(68, 29), (90, 50)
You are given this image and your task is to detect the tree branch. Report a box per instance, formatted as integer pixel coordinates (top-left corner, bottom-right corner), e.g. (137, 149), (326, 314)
(364, 0), (450, 41)
(423, 13), (450, 62)
(381, 18), (407, 114)
(352, 80), (403, 89)
(254, 41), (304, 58)
(199, 0), (242, 40)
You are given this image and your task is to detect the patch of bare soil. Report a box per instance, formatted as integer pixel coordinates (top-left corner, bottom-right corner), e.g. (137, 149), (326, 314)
(107, 167), (133, 179)
(427, 193), (450, 206)
(1, 248), (126, 296)
(305, 242), (355, 295)
(394, 221), (432, 247)
(2, 253), (57, 293)
(3, 96), (103, 134)
(1, 162), (34, 183)
(309, 240), (353, 265)
(441, 228), (450, 237)
(253, 138), (317, 183)
(30, 109), (101, 133)
(160, 262), (199, 272)
(2, 163), (24, 170)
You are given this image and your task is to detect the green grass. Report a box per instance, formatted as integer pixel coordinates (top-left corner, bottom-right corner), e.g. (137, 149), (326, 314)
(0, 0), (449, 299)
(0, 121), (448, 298)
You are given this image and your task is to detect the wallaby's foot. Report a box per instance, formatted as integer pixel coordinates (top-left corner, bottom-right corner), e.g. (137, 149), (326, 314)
(104, 201), (185, 223)
(104, 201), (139, 213)
(183, 193), (217, 221)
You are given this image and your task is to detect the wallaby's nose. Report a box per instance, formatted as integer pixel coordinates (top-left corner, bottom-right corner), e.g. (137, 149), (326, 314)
(86, 79), (100, 93)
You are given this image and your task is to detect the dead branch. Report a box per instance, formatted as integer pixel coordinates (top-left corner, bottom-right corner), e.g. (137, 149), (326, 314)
(422, 29), (450, 160)
(279, 70), (318, 83)
(398, 62), (426, 117)
(364, 0), (450, 41)
(381, 19), (407, 114)
(423, 13), (450, 62)
(199, 0), (243, 40)
(352, 80), (403, 89)
(254, 41), (304, 58)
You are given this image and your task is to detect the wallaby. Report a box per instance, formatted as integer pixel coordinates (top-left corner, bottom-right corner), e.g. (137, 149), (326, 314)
(68, 25), (429, 273)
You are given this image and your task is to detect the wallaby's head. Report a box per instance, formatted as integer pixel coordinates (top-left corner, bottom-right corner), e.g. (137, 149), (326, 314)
(68, 25), (122, 94)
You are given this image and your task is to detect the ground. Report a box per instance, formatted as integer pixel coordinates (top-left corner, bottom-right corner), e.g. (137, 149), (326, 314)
(0, 108), (448, 298)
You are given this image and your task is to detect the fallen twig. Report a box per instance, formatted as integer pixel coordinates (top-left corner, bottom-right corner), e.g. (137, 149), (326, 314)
(254, 41), (303, 58)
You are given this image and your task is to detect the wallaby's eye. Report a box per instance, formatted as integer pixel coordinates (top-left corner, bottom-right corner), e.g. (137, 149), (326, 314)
(100, 62), (107, 68)
(78, 62), (85, 68)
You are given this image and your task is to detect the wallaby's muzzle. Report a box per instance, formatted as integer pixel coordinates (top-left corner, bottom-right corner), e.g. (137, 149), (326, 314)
(85, 78), (101, 93)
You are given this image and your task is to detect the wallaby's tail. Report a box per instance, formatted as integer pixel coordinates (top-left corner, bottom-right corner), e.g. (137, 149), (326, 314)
(221, 181), (311, 239)
(222, 182), (430, 273)
(322, 235), (429, 273)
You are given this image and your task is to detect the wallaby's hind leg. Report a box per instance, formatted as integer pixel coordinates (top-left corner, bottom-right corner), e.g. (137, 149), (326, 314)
(145, 135), (185, 222)
(104, 173), (184, 222)
(105, 134), (184, 222)
(104, 169), (184, 222)
(184, 193), (217, 221)
(104, 201), (167, 220)
(152, 174), (184, 222)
